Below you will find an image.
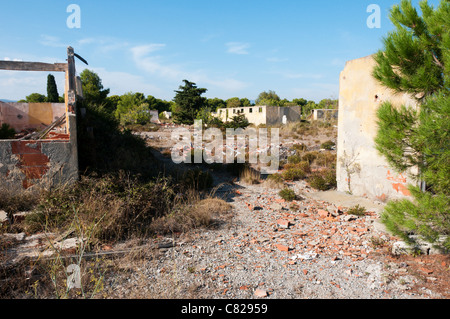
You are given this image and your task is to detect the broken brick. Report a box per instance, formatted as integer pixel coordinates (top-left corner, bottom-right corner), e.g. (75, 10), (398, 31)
(275, 244), (289, 252)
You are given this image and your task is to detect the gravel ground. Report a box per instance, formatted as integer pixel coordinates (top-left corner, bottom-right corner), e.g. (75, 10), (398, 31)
(103, 181), (444, 300)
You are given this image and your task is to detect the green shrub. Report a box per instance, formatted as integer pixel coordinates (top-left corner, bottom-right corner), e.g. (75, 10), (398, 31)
(347, 204), (366, 216)
(224, 114), (250, 129)
(302, 151), (319, 164)
(279, 188), (296, 201)
(282, 167), (306, 181)
(308, 168), (336, 191)
(287, 154), (302, 164)
(291, 143), (307, 152)
(321, 140), (335, 150)
(0, 123), (16, 139)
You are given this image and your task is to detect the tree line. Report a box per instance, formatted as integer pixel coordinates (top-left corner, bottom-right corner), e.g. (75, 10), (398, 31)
(17, 71), (337, 126)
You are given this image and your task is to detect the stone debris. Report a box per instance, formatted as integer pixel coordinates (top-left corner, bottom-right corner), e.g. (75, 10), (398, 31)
(95, 180), (441, 299)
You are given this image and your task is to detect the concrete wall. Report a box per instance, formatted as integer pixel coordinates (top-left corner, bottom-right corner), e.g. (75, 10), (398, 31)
(312, 109), (338, 121)
(336, 55), (418, 201)
(0, 102), (66, 132)
(266, 106), (301, 126)
(214, 105), (301, 126)
(0, 112), (78, 192)
(215, 106), (267, 126)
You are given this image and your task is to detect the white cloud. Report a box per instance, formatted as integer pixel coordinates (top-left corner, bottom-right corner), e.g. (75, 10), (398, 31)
(130, 44), (249, 94)
(130, 44), (185, 81)
(81, 66), (164, 97)
(226, 42), (250, 55)
(0, 71), (65, 100)
(39, 35), (67, 48)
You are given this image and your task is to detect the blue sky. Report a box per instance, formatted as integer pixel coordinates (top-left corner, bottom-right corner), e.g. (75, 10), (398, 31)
(0, 0), (441, 102)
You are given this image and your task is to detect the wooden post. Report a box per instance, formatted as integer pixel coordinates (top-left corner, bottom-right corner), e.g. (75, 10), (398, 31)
(66, 46), (76, 114)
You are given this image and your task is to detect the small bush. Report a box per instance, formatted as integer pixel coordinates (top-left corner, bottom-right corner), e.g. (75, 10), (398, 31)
(308, 168), (336, 191)
(321, 140), (335, 150)
(347, 204), (366, 216)
(287, 154), (302, 164)
(0, 123), (16, 139)
(291, 143), (307, 152)
(315, 152), (337, 168)
(302, 151), (319, 164)
(279, 188), (296, 201)
(282, 167), (306, 181)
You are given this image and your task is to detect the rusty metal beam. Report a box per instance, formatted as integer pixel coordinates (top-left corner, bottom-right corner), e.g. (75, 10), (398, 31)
(0, 61), (67, 72)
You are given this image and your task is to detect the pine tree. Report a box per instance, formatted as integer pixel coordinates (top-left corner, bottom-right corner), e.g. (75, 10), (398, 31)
(172, 80), (207, 125)
(372, 0), (449, 251)
(46, 74), (59, 103)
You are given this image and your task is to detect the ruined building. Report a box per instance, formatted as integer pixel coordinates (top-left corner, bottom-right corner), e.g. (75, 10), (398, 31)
(336, 55), (418, 201)
(0, 47), (80, 192)
(212, 105), (302, 126)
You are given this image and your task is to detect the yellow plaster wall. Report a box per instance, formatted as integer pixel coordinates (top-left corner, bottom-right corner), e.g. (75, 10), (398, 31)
(337, 55), (418, 200)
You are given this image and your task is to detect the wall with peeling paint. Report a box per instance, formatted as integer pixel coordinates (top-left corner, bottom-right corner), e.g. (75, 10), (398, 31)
(0, 102), (66, 132)
(213, 105), (302, 126)
(0, 112), (78, 192)
(336, 55), (418, 201)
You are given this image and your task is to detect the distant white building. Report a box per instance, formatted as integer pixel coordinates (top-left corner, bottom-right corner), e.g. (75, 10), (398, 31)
(160, 111), (172, 119)
(212, 105), (301, 126)
(310, 109), (338, 121)
(149, 110), (160, 123)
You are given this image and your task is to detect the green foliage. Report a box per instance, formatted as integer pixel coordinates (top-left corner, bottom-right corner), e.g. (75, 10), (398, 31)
(321, 140), (336, 150)
(206, 98), (226, 112)
(307, 168), (337, 191)
(255, 90), (281, 106)
(282, 166), (306, 181)
(24, 93), (46, 103)
(226, 97), (241, 108)
(0, 123), (15, 139)
(287, 154), (302, 164)
(46, 74), (59, 103)
(225, 114), (250, 129)
(173, 80), (207, 125)
(381, 186), (450, 251)
(119, 103), (153, 125)
(318, 99), (338, 109)
(278, 188), (296, 201)
(373, 0), (450, 251)
(372, 0), (449, 99)
(347, 204), (367, 216)
(80, 69), (110, 106)
(76, 100), (157, 176)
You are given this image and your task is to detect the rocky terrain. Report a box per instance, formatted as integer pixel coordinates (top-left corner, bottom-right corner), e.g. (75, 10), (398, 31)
(1, 123), (448, 300)
(100, 180), (449, 299)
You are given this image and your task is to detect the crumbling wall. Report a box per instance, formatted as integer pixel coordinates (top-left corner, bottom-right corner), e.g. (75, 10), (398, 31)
(336, 55), (418, 201)
(312, 109), (338, 121)
(0, 101), (66, 132)
(0, 47), (80, 193)
(265, 106), (301, 126)
(0, 113), (78, 192)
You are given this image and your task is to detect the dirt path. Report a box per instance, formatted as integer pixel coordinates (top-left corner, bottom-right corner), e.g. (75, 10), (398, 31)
(101, 175), (448, 299)
(100, 125), (449, 300)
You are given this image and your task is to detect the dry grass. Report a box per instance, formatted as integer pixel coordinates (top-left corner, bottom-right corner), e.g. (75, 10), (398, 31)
(239, 165), (261, 185)
(263, 173), (285, 189)
(149, 195), (233, 235)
